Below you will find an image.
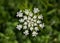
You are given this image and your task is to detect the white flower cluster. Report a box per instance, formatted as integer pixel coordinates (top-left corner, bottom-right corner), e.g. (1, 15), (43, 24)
(16, 8), (44, 36)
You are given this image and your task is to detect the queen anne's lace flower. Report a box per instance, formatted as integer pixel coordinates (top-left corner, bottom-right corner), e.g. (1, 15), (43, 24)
(16, 8), (45, 36)
(38, 14), (43, 20)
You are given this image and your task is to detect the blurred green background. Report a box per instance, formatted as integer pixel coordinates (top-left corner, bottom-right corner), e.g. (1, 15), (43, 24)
(0, 0), (60, 43)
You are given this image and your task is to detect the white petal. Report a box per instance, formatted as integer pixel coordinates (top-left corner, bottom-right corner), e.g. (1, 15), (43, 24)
(19, 19), (24, 23)
(35, 27), (39, 31)
(28, 23), (31, 27)
(16, 11), (23, 17)
(24, 9), (29, 15)
(32, 31), (38, 36)
(28, 16), (31, 20)
(33, 19), (36, 22)
(37, 20), (41, 24)
(38, 14), (43, 20)
(23, 30), (29, 35)
(24, 16), (27, 20)
(31, 19), (33, 22)
(23, 25), (27, 29)
(39, 23), (44, 28)
(29, 12), (33, 17)
(34, 23), (37, 26)
(30, 27), (33, 31)
(33, 8), (40, 13)
(31, 24), (34, 27)
(16, 25), (22, 30)
(24, 22), (27, 25)
(33, 15), (37, 19)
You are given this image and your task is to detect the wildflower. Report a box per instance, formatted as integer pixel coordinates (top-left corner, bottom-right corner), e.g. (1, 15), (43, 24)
(33, 19), (36, 22)
(16, 24), (22, 30)
(39, 23), (44, 29)
(28, 23), (31, 27)
(33, 15), (37, 19)
(28, 16), (31, 20)
(29, 12), (33, 17)
(24, 22), (27, 25)
(38, 14), (43, 20)
(19, 19), (24, 23)
(31, 19), (33, 22)
(23, 30), (29, 35)
(16, 10), (23, 17)
(30, 27), (33, 31)
(32, 31), (38, 36)
(33, 8), (40, 13)
(24, 16), (27, 20)
(23, 25), (27, 29)
(34, 27), (39, 31)
(34, 23), (37, 26)
(24, 9), (29, 15)
(37, 20), (41, 24)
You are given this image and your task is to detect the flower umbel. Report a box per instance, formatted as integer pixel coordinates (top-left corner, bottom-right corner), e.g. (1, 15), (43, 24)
(16, 8), (44, 36)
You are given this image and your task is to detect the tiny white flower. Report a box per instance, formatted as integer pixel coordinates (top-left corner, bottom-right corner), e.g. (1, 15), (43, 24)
(28, 23), (31, 27)
(39, 23), (44, 29)
(24, 22), (27, 25)
(24, 9), (29, 15)
(33, 8), (40, 13)
(31, 19), (33, 22)
(29, 12), (33, 17)
(23, 25), (27, 29)
(32, 31), (38, 36)
(16, 24), (22, 30)
(34, 23), (37, 26)
(16, 11), (23, 17)
(23, 30), (29, 35)
(27, 20), (30, 23)
(19, 19), (24, 23)
(28, 16), (31, 20)
(30, 27), (33, 31)
(35, 27), (39, 31)
(37, 20), (41, 24)
(33, 19), (37, 22)
(31, 24), (34, 27)
(33, 15), (37, 19)
(24, 16), (27, 20)
(31, 21), (34, 23)
(38, 14), (43, 20)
